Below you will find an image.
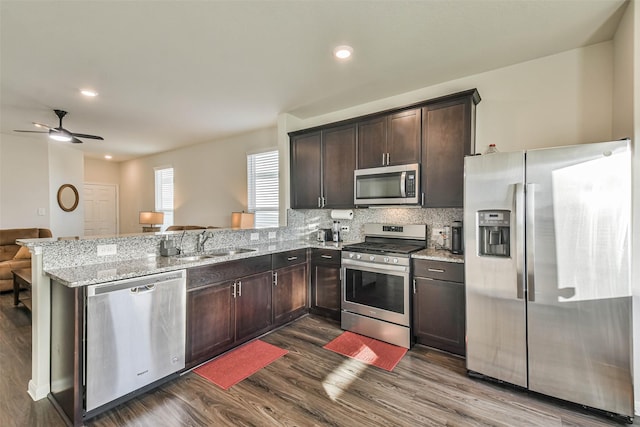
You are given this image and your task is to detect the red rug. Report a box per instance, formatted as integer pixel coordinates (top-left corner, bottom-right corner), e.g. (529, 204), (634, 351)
(193, 340), (288, 390)
(323, 331), (407, 371)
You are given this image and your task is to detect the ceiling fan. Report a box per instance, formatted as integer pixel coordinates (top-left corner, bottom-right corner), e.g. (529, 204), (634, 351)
(14, 109), (104, 144)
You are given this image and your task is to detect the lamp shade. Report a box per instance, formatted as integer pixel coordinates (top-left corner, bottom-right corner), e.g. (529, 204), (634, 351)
(139, 211), (164, 225)
(231, 212), (255, 229)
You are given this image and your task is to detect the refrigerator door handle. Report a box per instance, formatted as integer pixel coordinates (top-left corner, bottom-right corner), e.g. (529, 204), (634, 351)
(525, 183), (535, 302)
(514, 183), (526, 300)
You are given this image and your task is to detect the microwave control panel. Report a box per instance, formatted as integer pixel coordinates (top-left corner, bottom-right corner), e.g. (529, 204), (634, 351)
(406, 172), (416, 197)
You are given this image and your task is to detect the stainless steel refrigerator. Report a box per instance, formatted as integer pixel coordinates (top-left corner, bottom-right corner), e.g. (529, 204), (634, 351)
(464, 139), (633, 420)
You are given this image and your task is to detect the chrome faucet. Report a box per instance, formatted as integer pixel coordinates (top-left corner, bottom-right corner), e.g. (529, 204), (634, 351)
(196, 230), (211, 252)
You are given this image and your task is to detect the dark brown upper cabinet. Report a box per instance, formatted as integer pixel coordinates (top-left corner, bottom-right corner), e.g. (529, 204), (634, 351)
(357, 108), (421, 169)
(421, 89), (480, 208)
(290, 123), (356, 209)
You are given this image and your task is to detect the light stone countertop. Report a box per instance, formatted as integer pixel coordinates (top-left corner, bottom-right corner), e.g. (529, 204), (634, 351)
(411, 248), (464, 264)
(46, 240), (346, 287)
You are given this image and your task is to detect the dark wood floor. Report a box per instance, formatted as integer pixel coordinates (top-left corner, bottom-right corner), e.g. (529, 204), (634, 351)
(1, 290), (636, 426)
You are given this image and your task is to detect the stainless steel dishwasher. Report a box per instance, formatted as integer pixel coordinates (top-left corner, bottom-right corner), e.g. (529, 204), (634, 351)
(85, 270), (186, 412)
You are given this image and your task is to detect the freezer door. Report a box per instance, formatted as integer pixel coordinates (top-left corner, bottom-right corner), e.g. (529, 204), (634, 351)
(526, 140), (632, 417)
(464, 151), (527, 387)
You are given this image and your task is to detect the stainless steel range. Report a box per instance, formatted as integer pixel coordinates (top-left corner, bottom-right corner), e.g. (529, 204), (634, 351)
(341, 224), (427, 348)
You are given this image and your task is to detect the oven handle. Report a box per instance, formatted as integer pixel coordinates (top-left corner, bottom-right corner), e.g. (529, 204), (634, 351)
(342, 259), (409, 275)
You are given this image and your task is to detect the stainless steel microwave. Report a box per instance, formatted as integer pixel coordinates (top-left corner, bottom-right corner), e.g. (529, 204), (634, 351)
(354, 163), (420, 205)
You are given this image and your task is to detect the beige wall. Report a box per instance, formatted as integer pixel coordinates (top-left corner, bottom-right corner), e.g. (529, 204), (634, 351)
(48, 144), (84, 238)
(118, 126), (277, 234)
(0, 134), (50, 229)
(84, 157), (120, 185)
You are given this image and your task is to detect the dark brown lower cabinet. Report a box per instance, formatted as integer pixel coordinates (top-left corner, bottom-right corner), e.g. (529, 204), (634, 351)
(273, 262), (308, 326)
(187, 281), (235, 365)
(412, 259), (465, 356)
(309, 249), (341, 321)
(186, 255), (273, 368)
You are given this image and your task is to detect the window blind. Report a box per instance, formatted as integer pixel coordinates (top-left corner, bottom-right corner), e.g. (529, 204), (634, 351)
(247, 150), (279, 228)
(154, 167), (174, 230)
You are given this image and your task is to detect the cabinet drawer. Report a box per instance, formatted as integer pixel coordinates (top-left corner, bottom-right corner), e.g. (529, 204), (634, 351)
(311, 248), (341, 265)
(272, 249), (307, 269)
(413, 259), (463, 283)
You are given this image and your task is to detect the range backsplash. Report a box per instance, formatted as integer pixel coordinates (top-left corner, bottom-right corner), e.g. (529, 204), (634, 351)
(287, 207), (462, 247)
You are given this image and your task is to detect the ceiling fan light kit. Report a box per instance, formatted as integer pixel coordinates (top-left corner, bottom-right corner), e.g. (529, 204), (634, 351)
(14, 109), (104, 144)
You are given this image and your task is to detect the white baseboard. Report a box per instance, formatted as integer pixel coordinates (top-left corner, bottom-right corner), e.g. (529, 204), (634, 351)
(27, 380), (50, 401)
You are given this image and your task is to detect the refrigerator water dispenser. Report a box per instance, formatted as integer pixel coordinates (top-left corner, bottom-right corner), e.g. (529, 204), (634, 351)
(478, 210), (510, 257)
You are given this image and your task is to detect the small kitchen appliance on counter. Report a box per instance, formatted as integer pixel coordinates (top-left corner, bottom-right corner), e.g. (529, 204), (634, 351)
(341, 223), (427, 348)
(450, 221), (463, 254)
(316, 228), (333, 242)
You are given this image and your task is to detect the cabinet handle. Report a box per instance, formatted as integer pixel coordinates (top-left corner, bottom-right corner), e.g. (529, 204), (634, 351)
(386, 152), (390, 165)
(322, 196), (326, 207)
(232, 281), (237, 298)
(238, 280), (242, 296)
(318, 197), (321, 208)
(421, 192), (425, 206)
(382, 153), (386, 166)
(287, 256), (298, 261)
(321, 254), (332, 259)
(273, 272), (278, 287)
(413, 279), (416, 294)
(427, 268), (445, 273)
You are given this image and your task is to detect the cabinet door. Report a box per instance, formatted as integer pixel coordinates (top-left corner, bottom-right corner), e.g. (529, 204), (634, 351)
(310, 262), (341, 321)
(290, 131), (322, 208)
(422, 99), (472, 207)
(387, 108), (421, 166)
(357, 116), (386, 169)
(323, 124), (356, 208)
(235, 271), (273, 342)
(273, 263), (308, 326)
(413, 277), (465, 356)
(186, 282), (235, 366)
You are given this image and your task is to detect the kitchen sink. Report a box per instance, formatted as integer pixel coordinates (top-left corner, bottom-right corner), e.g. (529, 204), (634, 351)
(207, 248), (257, 256)
(177, 248), (257, 261)
(177, 254), (218, 261)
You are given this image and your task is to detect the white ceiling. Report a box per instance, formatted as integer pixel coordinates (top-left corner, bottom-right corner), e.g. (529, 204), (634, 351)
(0, 0), (628, 162)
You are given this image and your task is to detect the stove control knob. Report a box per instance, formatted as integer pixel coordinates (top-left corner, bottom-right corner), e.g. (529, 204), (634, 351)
(369, 255), (375, 261)
(383, 257), (390, 263)
(356, 254), (362, 260)
(349, 253), (355, 258)
(393, 258), (399, 264)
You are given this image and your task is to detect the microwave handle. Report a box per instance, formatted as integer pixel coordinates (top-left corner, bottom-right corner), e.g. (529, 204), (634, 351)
(400, 171), (406, 198)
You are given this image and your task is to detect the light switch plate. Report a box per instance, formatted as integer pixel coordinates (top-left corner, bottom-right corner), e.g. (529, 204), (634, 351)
(250, 233), (259, 241)
(268, 232), (277, 239)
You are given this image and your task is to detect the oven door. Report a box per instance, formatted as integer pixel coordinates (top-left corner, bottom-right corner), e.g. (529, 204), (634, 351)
(341, 259), (410, 326)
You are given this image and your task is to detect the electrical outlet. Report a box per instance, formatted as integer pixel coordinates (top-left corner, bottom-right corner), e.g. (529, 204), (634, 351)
(341, 225), (350, 232)
(97, 244), (117, 256)
(268, 231), (277, 239)
(432, 228), (444, 239)
(250, 233), (259, 241)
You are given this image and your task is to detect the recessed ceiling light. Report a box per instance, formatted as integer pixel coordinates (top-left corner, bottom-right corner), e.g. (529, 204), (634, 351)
(81, 89), (99, 97)
(104, 155), (112, 160)
(333, 45), (353, 60)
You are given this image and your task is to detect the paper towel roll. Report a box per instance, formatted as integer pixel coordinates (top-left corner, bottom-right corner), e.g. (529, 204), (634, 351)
(330, 209), (354, 220)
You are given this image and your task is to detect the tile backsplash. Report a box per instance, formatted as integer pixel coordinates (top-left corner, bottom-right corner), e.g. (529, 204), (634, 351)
(287, 207), (462, 246)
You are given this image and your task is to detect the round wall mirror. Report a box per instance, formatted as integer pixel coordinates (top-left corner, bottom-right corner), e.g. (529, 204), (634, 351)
(57, 184), (79, 212)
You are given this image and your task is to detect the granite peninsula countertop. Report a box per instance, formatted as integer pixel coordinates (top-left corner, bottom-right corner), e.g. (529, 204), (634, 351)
(411, 248), (464, 263)
(46, 240), (345, 288)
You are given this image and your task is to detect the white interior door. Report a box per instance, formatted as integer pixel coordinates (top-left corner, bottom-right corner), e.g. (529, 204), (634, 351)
(84, 183), (118, 236)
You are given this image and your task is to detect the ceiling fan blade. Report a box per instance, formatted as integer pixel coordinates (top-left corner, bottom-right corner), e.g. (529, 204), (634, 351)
(14, 130), (49, 133)
(70, 136), (83, 144)
(33, 121), (55, 130)
(70, 133), (104, 140)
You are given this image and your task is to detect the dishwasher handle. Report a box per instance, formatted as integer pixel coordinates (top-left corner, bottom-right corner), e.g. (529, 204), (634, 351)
(87, 271), (185, 297)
